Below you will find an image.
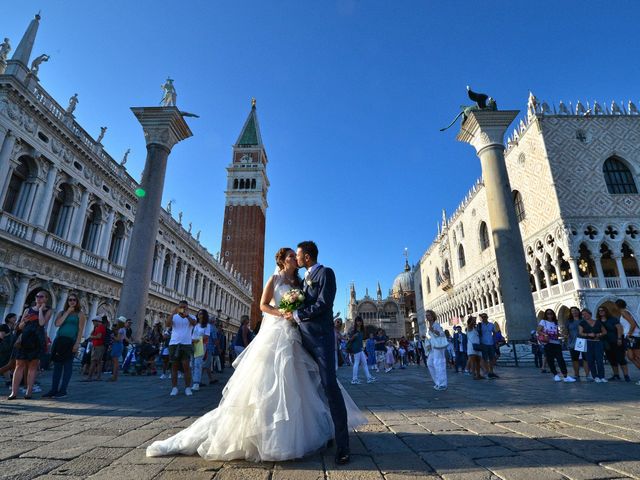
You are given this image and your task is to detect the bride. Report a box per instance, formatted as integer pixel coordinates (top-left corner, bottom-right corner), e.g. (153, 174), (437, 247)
(146, 247), (366, 462)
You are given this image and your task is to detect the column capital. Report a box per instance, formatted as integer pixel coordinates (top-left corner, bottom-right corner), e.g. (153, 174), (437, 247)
(130, 106), (192, 151)
(456, 110), (520, 155)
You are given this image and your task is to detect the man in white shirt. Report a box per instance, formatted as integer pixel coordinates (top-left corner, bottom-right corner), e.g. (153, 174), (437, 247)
(167, 300), (197, 396)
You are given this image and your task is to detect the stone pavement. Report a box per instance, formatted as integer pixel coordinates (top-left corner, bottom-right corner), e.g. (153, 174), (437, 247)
(2, 362), (640, 480)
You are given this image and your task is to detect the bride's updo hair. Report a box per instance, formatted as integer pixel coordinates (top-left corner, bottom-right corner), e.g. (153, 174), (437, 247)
(275, 247), (293, 271)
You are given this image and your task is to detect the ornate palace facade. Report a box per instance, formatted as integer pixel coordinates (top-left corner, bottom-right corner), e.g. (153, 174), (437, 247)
(0, 15), (252, 340)
(415, 94), (640, 336)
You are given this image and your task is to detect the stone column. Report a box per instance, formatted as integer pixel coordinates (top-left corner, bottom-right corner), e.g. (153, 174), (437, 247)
(542, 265), (552, 290)
(11, 274), (31, 317)
(84, 295), (100, 338)
(168, 254), (177, 289)
(70, 188), (89, 245)
(457, 110), (536, 340)
(48, 287), (69, 338)
(155, 246), (166, 283)
(98, 206), (116, 258)
(0, 130), (16, 205)
(116, 107), (192, 342)
(32, 163), (58, 228)
(614, 254), (628, 288)
(593, 254), (605, 288)
(567, 256), (581, 290)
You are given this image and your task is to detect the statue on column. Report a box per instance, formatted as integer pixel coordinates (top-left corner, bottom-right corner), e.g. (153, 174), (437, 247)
(160, 77), (177, 107)
(66, 93), (79, 114)
(440, 86), (497, 131)
(30, 53), (50, 76)
(96, 126), (107, 144)
(0, 38), (10, 61)
(121, 148), (130, 166)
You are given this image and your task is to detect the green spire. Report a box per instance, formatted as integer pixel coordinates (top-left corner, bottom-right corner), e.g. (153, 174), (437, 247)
(235, 98), (263, 147)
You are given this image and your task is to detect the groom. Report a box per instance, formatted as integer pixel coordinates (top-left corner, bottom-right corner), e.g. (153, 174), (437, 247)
(283, 240), (350, 465)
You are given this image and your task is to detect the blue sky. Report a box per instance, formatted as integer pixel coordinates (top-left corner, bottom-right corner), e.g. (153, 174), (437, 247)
(4, 1), (640, 315)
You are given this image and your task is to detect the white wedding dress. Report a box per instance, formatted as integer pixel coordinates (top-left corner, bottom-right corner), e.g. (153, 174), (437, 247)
(146, 277), (367, 462)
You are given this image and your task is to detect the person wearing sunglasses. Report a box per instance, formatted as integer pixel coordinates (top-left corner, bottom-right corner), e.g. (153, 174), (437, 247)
(44, 293), (87, 398)
(8, 291), (52, 400)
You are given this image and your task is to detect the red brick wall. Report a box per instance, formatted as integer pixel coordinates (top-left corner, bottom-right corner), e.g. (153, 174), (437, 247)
(221, 205), (265, 328)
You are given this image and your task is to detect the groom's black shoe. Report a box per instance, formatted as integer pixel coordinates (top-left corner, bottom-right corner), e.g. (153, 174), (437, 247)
(335, 449), (350, 465)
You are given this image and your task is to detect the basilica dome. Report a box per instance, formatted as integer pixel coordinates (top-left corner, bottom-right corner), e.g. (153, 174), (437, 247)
(392, 261), (414, 294)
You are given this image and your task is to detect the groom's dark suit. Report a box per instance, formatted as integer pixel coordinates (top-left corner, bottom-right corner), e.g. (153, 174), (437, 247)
(296, 264), (349, 453)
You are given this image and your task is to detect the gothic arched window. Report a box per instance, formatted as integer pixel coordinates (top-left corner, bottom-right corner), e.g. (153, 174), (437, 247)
(233, 179), (239, 189)
(513, 190), (525, 222)
(458, 244), (466, 268)
(479, 222), (490, 251)
(603, 157), (638, 194)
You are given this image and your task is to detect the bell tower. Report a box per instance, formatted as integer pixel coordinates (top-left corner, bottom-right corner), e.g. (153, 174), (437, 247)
(221, 99), (269, 329)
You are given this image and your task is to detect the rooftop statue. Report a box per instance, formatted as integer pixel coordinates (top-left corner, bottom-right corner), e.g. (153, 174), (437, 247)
(96, 126), (107, 144)
(66, 93), (79, 114)
(0, 38), (10, 62)
(166, 200), (173, 214)
(121, 148), (130, 166)
(440, 86), (497, 132)
(160, 77), (177, 107)
(30, 53), (50, 76)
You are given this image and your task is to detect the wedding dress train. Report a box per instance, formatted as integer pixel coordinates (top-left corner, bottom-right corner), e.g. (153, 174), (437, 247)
(146, 280), (366, 462)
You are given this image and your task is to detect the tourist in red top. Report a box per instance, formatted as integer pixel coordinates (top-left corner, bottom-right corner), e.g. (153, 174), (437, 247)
(84, 317), (106, 381)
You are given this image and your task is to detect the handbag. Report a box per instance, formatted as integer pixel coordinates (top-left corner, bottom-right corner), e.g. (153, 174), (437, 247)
(429, 334), (448, 349)
(574, 337), (588, 353)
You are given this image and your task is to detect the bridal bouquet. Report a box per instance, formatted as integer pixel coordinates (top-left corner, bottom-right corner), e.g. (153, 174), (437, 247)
(279, 289), (305, 313)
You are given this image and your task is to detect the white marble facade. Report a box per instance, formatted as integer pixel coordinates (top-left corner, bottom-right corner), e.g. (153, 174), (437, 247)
(0, 15), (252, 341)
(415, 95), (640, 336)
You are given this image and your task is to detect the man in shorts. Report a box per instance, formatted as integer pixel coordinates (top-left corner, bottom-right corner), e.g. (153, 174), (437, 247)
(478, 313), (499, 379)
(167, 300), (197, 396)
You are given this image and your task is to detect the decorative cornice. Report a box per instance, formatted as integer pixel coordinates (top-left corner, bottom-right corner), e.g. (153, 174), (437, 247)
(130, 106), (192, 151)
(457, 110), (520, 155)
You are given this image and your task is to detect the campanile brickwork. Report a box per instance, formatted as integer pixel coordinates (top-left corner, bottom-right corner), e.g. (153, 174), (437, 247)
(220, 102), (269, 329)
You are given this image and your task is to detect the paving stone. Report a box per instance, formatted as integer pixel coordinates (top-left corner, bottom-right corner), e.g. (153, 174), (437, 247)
(359, 432), (414, 454)
(112, 447), (173, 464)
(272, 457), (325, 480)
(105, 428), (165, 447)
(20, 434), (116, 460)
(50, 457), (113, 476)
(373, 453), (433, 475)
(0, 439), (47, 460)
(164, 455), (223, 471)
(456, 445), (516, 459)
(522, 449), (622, 480)
(85, 463), (165, 479)
(476, 455), (566, 480)
(0, 458), (64, 480)
(438, 430), (496, 448)
(401, 433), (454, 452)
(324, 454), (384, 480)
(154, 472), (215, 480)
(601, 460), (640, 479)
(214, 467), (271, 480)
(84, 447), (131, 460)
(420, 450), (496, 480)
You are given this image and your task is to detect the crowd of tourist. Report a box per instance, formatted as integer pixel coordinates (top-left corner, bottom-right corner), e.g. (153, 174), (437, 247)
(1, 290), (639, 400)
